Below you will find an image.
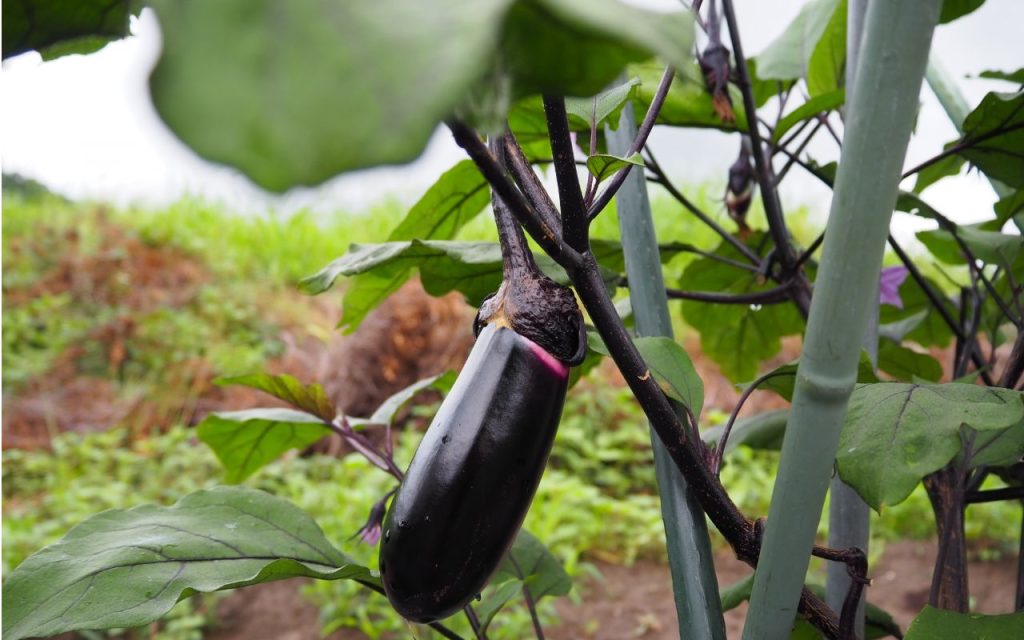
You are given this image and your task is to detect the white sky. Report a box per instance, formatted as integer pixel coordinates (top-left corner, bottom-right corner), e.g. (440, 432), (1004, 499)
(1, 1), (1022, 241)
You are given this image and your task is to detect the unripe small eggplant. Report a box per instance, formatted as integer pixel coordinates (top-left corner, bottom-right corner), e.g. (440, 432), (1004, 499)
(380, 191), (585, 622)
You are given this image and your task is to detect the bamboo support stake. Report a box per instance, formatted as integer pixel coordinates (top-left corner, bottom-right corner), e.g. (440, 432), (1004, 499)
(743, 2), (942, 637)
(607, 94), (727, 640)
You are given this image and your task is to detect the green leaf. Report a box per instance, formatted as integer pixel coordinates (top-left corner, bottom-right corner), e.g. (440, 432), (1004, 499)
(2, 0), (138, 60)
(332, 160), (491, 332)
(939, 0), (986, 24)
(980, 68), (1024, 84)
(837, 383), (1024, 510)
(590, 335), (704, 416)
(217, 373), (335, 421)
(905, 606), (1024, 639)
(742, 353), (878, 403)
(994, 189), (1024, 226)
(1, 487), (371, 640)
(679, 235), (804, 381)
(701, 409), (790, 455)
(366, 372), (456, 427)
(478, 529), (570, 629)
(586, 152), (644, 182)
(149, 0), (514, 192)
(755, 0), (840, 81)
(300, 240), (506, 304)
(632, 61), (745, 131)
(502, 0), (694, 97)
(918, 224), (1023, 266)
(913, 154), (965, 193)
(564, 76), (641, 129)
(197, 409), (330, 483)
(806, 0), (847, 96)
(953, 90), (1024, 189)
(387, 160), (490, 242)
(876, 339), (943, 382)
(772, 89), (845, 143)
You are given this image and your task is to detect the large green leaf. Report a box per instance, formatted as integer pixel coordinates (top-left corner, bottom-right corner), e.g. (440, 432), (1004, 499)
(2, 0), (139, 60)
(754, 0), (839, 82)
(149, 0), (513, 192)
(805, 0), (847, 96)
(2, 487), (371, 640)
(198, 409), (330, 483)
(837, 383), (1024, 510)
(994, 189), (1024, 226)
(913, 153), (965, 194)
(905, 606), (1024, 639)
(217, 373), (335, 421)
(149, 0), (693, 191)
(952, 90), (1024, 189)
(772, 89), (845, 143)
(679, 236), (804, 382)
(478, 529), (571, 629)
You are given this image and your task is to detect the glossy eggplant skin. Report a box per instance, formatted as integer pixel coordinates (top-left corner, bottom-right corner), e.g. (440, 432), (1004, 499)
(379, 323), (569, 623)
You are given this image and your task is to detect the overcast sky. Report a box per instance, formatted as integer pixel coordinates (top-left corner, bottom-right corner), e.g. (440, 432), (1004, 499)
(2, 1), (1021, 240)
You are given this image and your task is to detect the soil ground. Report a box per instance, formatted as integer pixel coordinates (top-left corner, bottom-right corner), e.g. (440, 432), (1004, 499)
(208, 540), (1018, 639)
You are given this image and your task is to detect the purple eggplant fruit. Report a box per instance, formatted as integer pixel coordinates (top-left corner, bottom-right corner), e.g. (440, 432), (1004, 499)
(380, 181), (584, 623)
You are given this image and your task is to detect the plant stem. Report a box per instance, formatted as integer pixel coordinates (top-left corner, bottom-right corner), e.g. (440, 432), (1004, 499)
(743, 2), (942, 637)
(501, 132), (563, 235)
(543, 96), (588, 252)
(608, 94), (726, 640)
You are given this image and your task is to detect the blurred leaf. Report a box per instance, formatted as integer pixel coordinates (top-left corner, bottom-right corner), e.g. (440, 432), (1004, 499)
(838, 383), (1024, 510)
(2, 0), (138, 60)
(680, 235), (804, 381)
(772, 89), (845, 142)
(217, 373), (334, 421)
(586, 152), (644, 182)
(979, 68), (1024, 84)
(953, 90), (1024, 188)
(994, 189), (1024, 225)
(806, 0), (847, 96)
(878, 274), (955, 348)
(701, 409), (790, 455)
(918, 224), (1022, 265)
(149, 0), (513, 191)
(876, 339), (943, 382)
(198, 409), (329, 483)
(477, 581), (523, 631)
(480, 529), (571, 629)
(564, 76), (641, 129)
(939, 0), (986, 23)
(905, 606), (1024, 639)
(754, 0), (839, 82)
(748, 58), (793, 108)
(1, 487), (371, 640)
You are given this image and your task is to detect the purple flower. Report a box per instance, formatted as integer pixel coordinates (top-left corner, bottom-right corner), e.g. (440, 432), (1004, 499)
(353, 491), (392, 546)
(879, 266), (909, 308)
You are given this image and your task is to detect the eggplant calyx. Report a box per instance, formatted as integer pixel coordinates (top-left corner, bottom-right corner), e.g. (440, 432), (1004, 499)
(474, 271), (585, 366)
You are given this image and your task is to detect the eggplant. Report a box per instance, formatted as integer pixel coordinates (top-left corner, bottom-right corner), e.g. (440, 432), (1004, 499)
(380, 186), (585, 623)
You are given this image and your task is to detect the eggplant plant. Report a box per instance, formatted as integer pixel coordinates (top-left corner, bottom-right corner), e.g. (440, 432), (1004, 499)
(4, 1), (1024, 639)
